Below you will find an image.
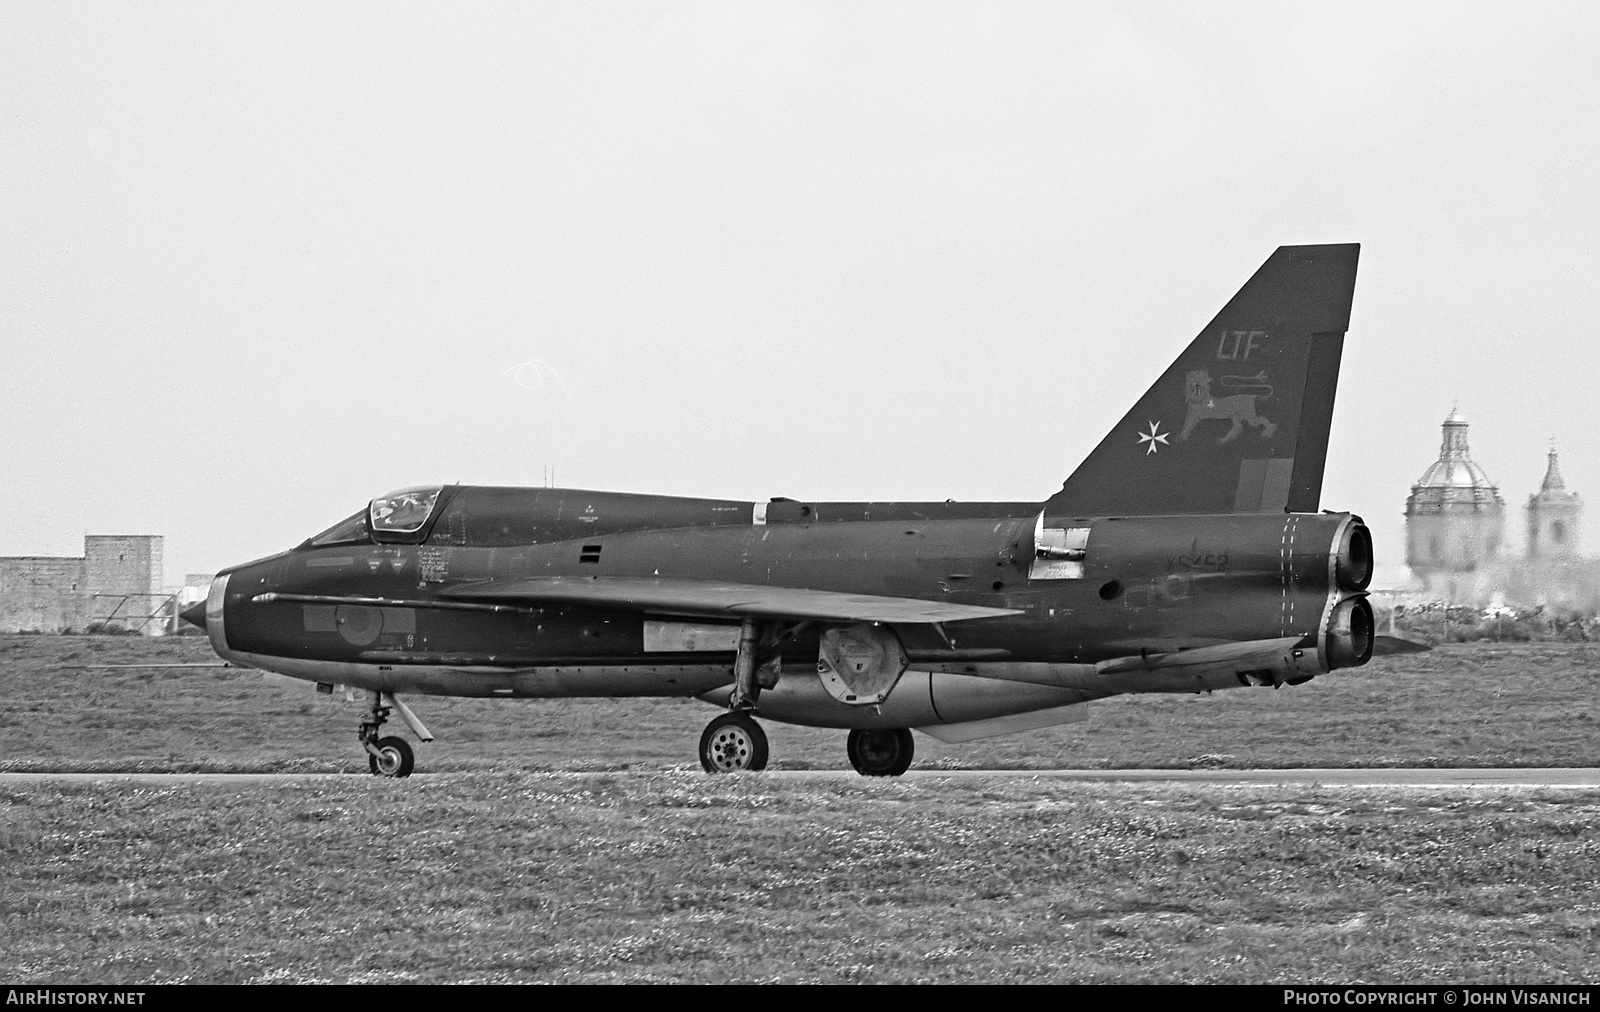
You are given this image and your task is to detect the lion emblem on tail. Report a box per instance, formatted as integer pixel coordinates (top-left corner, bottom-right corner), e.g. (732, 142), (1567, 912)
(1179, 369), (1277, 443)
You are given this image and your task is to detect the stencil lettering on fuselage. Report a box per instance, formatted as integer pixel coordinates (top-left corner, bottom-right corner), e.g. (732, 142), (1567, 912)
(418, 546), (448, 583)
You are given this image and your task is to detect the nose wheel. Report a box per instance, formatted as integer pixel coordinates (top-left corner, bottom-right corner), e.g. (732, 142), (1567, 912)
(699, 712), (769, 773)
(359, 691), (430, 778)
(368, 736), (414, 778)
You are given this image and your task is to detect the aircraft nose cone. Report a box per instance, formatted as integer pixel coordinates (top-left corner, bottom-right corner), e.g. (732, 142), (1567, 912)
(179, 600), (208, 631)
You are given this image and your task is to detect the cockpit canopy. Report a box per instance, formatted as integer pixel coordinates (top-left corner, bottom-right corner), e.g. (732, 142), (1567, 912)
(306, 485), (449, 548)
(370, 487), (443, 535)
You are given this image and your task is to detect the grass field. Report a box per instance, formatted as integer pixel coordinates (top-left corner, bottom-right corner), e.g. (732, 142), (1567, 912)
(2, 775), (1597, 983)
(2, 636), (1598, 983)
(1, 635), (1596, 773)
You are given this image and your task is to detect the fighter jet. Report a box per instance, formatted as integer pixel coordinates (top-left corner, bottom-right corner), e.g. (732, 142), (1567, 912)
(185, 243), (1373, 777)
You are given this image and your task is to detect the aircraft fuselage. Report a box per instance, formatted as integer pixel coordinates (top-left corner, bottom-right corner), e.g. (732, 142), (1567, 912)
(206, 486), (1370, 728)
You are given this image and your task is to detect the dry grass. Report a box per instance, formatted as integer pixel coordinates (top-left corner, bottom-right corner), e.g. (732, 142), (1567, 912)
(1, 775), (1597, 983)
(0, 636), (1597, 773)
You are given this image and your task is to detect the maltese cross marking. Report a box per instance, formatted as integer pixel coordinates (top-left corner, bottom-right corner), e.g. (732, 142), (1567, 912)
(1137, 421), (1170, 456)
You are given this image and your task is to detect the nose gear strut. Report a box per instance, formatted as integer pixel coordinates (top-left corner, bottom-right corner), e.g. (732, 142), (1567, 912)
(358, 690), (433, 778)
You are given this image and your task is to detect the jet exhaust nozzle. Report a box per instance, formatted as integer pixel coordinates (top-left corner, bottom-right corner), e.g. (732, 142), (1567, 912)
(1335, 521), (1373, 592)
(1325, 596), (1374, 669)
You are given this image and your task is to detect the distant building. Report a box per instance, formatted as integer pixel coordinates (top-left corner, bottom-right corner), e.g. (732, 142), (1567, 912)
(1402, 410), (1596, 610)
(1527, 447), (1583, 560)
(0, 535), (167, 634)
(1405, 409), (1505, 594)
(170, 573), (215, 634)
(176, 573), (215, 609)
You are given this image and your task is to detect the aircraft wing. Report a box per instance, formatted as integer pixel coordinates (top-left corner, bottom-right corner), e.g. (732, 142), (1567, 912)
(439, 576), (1021, 624)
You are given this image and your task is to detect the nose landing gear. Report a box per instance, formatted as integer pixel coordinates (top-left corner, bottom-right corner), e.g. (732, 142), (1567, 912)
(359, 691), (432, 778)
(368, 736), (414, 778)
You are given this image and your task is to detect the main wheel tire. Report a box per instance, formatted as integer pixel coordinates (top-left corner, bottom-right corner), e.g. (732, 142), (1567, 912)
(847, 728), (914, 777)
(699, 712), (769, 773)
(368, 735), (415, 778)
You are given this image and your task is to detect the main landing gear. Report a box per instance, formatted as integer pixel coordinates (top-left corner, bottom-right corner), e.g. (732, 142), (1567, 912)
(698, 618), (781, 773)
(847, 728), (915, 777)
(359, 691), (433, 778)
(698, 712), (769, 773)
(694, 617), (917, 775)
(695, 716), (918, 776)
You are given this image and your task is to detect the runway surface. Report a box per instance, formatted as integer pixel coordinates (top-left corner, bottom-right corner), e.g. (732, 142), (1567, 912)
(2, 768), (1598, 787)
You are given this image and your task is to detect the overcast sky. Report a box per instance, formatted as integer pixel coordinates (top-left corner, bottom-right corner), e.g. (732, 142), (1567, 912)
(3, 1), (1597, 585)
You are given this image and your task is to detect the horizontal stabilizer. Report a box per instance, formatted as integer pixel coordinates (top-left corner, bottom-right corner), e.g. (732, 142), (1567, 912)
(441, 576), (1022, 625)
(1371, 634), (1430, 656)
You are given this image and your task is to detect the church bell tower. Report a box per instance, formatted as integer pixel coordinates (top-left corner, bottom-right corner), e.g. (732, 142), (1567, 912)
(1526, 445), (1583, 560)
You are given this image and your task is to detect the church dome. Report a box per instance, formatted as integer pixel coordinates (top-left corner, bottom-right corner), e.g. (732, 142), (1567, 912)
(1406, 407), (1507, 580)
(1407, 409), (1504, 510)
(1413, 458), (1500, 495)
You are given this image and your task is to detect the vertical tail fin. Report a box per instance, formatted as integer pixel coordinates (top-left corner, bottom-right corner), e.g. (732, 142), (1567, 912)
(1044, 243), (1359, 517)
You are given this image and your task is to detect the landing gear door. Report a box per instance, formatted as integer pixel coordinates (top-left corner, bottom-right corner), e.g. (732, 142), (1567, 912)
(1030, 512), (1090, 580)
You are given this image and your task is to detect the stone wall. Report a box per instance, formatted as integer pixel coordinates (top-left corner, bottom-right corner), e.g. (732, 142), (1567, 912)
(0, 557), (87, 633)
(0, 536), (166, 634)
(84, 536), (164, 631)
